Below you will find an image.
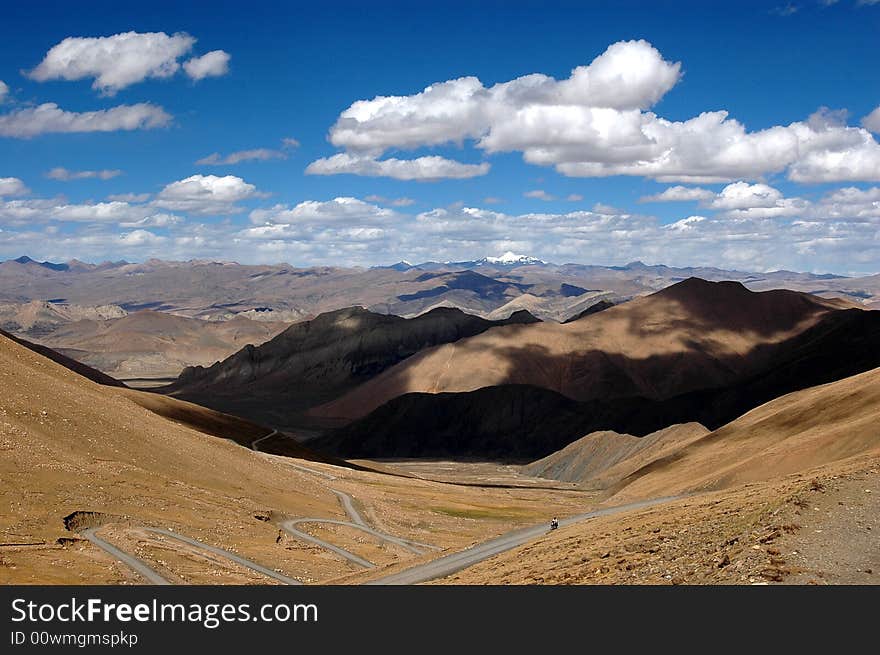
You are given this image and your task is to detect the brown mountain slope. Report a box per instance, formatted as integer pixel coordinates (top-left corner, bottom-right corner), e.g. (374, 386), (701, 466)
(0, 300), (126, 339)
(113, 389), (318, 459)
(589, 423), (711, 487)
(0, 330), (345, 581)
(1, 327), (334, 461)
(438, 367), (880, 586)
(39, 310), (289, 379)
(313, 303), (880, 459)
(315, 278), (844, 421)
(521, 423), (709, 485)
(163, 306), (539, 429)
(610, 366), (880, 502)
(0, 331), (596, 585)
(0, 328), (125, 387)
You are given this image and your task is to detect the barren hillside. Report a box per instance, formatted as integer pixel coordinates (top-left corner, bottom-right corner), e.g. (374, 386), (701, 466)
(522, 423), (709, 486)
(164, 306), (538, 427)
(40, 310), (289, 379)
(611, 366), (880, 501)
(317, 279), (846, 421)
(0, 331), (588, 584)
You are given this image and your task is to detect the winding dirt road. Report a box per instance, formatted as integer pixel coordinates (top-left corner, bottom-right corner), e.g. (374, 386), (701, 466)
(142, 528), (301, 585)
(82, 528), (170, 585)
(250, 429), (280, 451)
(279, 489), (438, 569)
(81, 428), (685, 585)
(368, 495), (686, 585)
(82, 525), (302, 585)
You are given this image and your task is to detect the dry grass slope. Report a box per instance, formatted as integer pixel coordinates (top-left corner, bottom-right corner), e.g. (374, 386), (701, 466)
(611, 366), (880, 501)
(0, 331), (343, 582)
(40, 310), (289, 379)
(0, 332), (595, 584)
(522, 423), (709, 486)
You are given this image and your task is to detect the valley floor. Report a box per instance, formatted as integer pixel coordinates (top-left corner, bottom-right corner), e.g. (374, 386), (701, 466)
(3, 449), (877, 585)
(0, 450), (594, 585)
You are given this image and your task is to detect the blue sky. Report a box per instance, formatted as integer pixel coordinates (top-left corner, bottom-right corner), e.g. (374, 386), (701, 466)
(1, 0), (879, 273)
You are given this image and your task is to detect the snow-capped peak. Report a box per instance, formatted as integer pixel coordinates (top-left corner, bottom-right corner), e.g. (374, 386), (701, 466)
(480, 252), (546, 265)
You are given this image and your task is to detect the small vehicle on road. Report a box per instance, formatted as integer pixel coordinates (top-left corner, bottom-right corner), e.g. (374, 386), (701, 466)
(549, 517), (559, 530)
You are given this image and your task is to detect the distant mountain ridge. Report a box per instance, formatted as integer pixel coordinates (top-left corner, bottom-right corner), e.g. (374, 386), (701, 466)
(475, 252), (547, 266)
(13, 256), (70, 272)
(0, 253), (856, 278)
(0, 254), (628, 322)
(8, 255), (131, 272)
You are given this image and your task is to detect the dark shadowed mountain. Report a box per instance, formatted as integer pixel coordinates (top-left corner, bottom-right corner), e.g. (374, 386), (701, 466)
(163, 305), (539, 429)
(314, 278), (851, 421)
(312, 286), (880, 459)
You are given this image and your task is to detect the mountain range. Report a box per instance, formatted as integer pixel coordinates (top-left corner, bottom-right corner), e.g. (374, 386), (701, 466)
(3, 256), (880, 586)
(311, 279), (880, 458)
(3, 253), (879, 382)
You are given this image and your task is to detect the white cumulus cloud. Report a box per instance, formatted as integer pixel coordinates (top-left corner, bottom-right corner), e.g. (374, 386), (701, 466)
(241, 198), (399, 248)
(118, 229), (166, 246)
(46, 167), (122, 181)
(249, 197), (397, 226)
(709, 182), (786, 210)
(328, 40), (680, 155)
(809, 186), (880, 222)
(862, 106), (880, 133)
(153, 174), (261, 215)
(317, 40), (880, 184)
(305, 153), (489, 181)
(183, 50), (231, 81)
(28, 32), (197, 95)
(0, 197), (182, 226)
(0, 177), (29, 196)
(707, 182), (808, 219)
(666, 215), (707, 231)
(640, 186), (715, 202)
(0, 102), (171, 138)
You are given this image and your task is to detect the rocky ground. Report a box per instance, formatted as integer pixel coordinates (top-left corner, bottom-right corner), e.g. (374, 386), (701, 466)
(777, 467), (878, 584)
(437, 452), (880, 585)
